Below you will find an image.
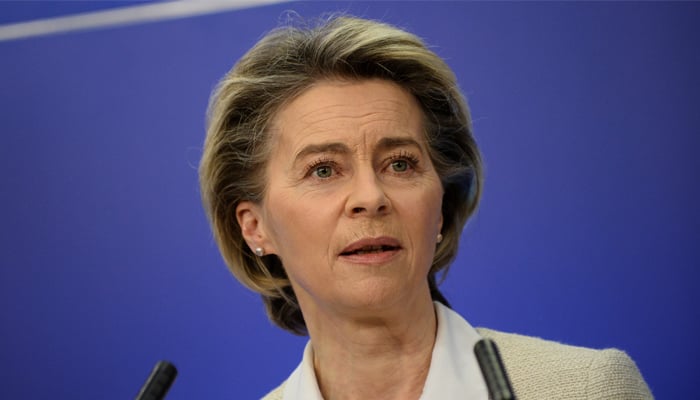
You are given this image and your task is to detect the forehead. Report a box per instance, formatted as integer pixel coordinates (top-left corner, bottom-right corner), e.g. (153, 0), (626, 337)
(270, 79), (426, 150)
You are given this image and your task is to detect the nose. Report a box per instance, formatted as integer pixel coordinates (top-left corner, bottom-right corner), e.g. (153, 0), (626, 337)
(344, 169), (391, 218)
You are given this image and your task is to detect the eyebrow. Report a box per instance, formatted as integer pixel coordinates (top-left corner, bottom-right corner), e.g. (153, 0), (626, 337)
(375, 136), (423, 153)
(293, 142), (350, 166)
(292, 136), (424, 165)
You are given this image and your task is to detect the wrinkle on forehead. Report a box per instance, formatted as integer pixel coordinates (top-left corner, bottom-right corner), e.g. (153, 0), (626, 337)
(269, 79), (426, 157)
(287, 102), (415, 145)
(297, 98), (410, 121)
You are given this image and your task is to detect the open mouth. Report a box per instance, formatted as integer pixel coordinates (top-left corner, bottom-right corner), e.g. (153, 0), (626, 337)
(340, 245), (400, 256)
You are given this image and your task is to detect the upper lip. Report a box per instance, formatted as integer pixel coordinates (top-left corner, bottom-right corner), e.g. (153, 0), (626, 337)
(339, 236), (402, 255)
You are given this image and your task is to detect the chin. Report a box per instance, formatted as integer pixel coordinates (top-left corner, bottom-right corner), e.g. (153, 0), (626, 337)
(333, 279), (415, 313)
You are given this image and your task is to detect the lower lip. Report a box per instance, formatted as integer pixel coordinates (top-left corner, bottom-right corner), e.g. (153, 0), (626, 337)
(339, 248), (401, 265)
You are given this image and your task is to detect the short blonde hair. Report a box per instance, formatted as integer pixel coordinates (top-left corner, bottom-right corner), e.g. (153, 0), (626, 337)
(200, 16), (482, 335)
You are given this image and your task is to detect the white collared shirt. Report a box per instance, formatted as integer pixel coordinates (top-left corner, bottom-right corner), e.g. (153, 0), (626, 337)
(282, 302), (489, 399)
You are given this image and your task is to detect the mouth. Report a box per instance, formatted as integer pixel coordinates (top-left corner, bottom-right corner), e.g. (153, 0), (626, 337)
(339, 237), (402, 261)
(340, 244), (400, 256)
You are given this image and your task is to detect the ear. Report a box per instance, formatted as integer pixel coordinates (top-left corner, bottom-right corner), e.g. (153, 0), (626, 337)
(236, 201), (274, 254)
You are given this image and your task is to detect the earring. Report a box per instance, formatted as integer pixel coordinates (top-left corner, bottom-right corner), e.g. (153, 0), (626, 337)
(436, 233), (443, 244)
(254, 247), (264, 257)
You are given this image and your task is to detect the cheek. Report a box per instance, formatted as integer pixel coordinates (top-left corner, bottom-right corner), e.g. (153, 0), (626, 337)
(264, 191), (334, 260)
(415, 185), (444, 256)
(417, 182), (444, 229)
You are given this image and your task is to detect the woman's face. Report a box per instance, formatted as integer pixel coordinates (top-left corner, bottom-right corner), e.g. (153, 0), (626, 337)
(238, 79), (444, 317)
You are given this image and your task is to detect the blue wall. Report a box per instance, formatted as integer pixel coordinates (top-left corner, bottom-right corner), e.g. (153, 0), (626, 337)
(1, 2), (698, 398)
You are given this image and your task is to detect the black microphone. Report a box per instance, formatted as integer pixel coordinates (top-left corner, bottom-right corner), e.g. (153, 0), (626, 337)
(135, 360), (178, 400)
(474, 339), (516, 400)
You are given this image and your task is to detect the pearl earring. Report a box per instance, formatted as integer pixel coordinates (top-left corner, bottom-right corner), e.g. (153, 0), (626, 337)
(254, 247), (264, 257)
(436, 234), (443, 244)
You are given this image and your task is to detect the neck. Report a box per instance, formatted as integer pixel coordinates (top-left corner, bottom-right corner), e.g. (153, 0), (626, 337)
(301, 292), (437, 400)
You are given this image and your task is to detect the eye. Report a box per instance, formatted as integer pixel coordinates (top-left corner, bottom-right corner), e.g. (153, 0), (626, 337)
(314, 164), (334, 178)
(304, 158), (339, 180)
(385, 151), (419, 175)
(391, 159), (409, 172)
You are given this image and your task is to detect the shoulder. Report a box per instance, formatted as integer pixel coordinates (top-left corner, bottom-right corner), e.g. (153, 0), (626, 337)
(260, 382), (285, 400)
(477, 328), (653, 400)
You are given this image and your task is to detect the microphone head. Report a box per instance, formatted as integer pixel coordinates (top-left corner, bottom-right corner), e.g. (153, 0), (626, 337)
(134, 360), (178, 400)
(474, 339), (516, 400)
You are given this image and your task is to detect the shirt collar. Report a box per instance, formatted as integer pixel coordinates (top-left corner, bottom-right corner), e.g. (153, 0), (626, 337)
(420, 302), (489, 399)
(282, 340), (322, 400)
(282, 302), (488, 400)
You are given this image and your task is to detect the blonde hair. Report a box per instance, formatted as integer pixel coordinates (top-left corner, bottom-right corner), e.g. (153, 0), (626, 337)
(200, 16), (482, 335)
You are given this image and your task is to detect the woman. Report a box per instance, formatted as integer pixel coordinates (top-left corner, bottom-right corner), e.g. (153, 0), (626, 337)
(199, 16), (652, 400)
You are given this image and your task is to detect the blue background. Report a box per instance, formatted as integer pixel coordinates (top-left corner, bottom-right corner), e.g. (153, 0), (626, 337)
(1, 1), (698, 398)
